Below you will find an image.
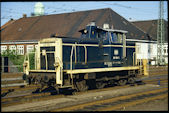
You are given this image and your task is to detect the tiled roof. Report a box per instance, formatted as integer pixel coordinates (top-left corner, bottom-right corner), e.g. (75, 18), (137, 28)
(0, 19), (16, 31)
(1, 8), (151, 42)
(132, 19), (168, 42)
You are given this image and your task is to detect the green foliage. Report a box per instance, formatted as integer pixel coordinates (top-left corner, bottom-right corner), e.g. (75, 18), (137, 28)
(1, 49), (25, 72)
(29, 52), (35, 70)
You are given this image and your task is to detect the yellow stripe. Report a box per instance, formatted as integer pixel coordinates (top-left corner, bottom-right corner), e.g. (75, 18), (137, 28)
(63, 43), (135, 48)
(64, 66), (140, 74)
(29, 70), (56, 72)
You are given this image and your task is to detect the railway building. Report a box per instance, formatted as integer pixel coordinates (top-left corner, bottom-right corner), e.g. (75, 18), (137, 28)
(0, 8), (167, 73)
(132, 20), (168, 65)
(0, 8), (151, 54)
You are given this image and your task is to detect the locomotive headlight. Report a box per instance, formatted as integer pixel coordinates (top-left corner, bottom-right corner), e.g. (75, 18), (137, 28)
(84, 29), (87, 33)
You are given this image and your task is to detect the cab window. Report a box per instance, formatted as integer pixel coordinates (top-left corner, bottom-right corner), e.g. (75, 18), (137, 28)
(111, 32), (123, 43)
(111, 33), (118, 43)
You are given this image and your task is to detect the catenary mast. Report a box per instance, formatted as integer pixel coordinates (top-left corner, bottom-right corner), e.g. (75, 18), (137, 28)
(157, 0), (165, 65)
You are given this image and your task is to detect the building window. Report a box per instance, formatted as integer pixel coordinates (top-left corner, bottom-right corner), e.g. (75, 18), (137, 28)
(167, 48), (168, 54)
(17, 45), (24, 55)
(27, 45), (34, 53)
(1, 45), (7, 54)
(148, 44), (153, 54)
(165, 49), (167, 54)
(136, 45), (141, 54)
(9, 45), (17, 54)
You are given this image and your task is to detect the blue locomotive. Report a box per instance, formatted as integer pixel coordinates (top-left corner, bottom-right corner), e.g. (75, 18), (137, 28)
(23, 22), (144, 92)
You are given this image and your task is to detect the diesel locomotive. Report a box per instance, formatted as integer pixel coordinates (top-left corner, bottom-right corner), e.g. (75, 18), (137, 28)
(23, 22), (147, 92)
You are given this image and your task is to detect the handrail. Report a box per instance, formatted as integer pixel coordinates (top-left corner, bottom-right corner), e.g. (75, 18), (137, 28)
(23, 53), (30, 75)
(56, 56), (63, 82)
(35, 51), (37, 70)
(84, 45), (87, 64)
(56, 57), (63, 68)
(70, 46), (74, 78)
(133, 52), (136, 66)
(74, 43), (77, 64)
(70, 44), (88, 72)
(45, 53), (48, 70)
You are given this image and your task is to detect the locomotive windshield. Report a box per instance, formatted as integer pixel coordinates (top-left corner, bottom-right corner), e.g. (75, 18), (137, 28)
(98, 30), (106, 39)
(110, 32), (123, 43)
(99, 31), (124, 44)
(40, 46), (55, 70)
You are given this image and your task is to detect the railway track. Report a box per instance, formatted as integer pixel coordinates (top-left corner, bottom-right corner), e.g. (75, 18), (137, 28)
(1, 86), (61, 107)
(144, 79), (168, 85)
(1, 74), (166, 90)
(1, 76), (167, 97)
(1, 68), (167, 94)
(1, 84), (40, 94)
(1, 84), (130, 107)
(98, 93), (167, 111)
(1, 77), (167, 99)
(2, 84), (167, 112)
(1, 76), (168, 111)
(52, 88), (168, 111)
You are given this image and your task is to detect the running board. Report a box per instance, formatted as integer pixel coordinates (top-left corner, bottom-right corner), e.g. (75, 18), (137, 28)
(64, 66), (140, 74)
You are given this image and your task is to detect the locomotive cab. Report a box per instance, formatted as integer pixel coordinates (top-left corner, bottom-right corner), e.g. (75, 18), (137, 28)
(79, 22), (127, 60)
(79, 22), (127, 44)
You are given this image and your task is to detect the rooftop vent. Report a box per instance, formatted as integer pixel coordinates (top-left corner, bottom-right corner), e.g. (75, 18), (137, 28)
(103, 23), (109, 29)
(90, 21), (96, 26)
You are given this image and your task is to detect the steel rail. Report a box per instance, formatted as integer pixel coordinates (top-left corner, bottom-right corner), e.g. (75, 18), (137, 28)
(1, 93), (65, 108)
(1, 78), (168, 108)
(1, 92), (51, 103)
(1, 85), (41, 94)
(98, 93), (168, 111)
(2, 78), (168, 102)
(2, 83), (168, 111)
(52, 87), (168, 111)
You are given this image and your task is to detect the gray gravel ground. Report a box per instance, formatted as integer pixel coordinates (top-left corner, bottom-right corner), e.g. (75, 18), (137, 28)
(120, 97), (168, 111)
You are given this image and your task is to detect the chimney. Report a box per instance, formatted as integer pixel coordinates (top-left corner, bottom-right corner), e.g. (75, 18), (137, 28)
(23, 14), (27, 18)
(103, 23), (109, 29)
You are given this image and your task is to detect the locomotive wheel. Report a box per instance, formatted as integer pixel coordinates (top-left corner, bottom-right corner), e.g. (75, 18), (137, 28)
(96, 81), (106, 89)
(35, 75), (41, 84)
(128, 77), (135, 84)
(75, 80), (88, 92)
(54, 85), (60, 94)
(43, 75), (49, 83)
(118, 79), (127, 86)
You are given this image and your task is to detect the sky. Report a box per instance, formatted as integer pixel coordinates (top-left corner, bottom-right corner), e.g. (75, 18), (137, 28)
(1, 1), (168, 26)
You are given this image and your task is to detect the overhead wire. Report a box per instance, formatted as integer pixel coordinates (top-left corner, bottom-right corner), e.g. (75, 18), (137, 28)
(1, 2), (167, 22)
